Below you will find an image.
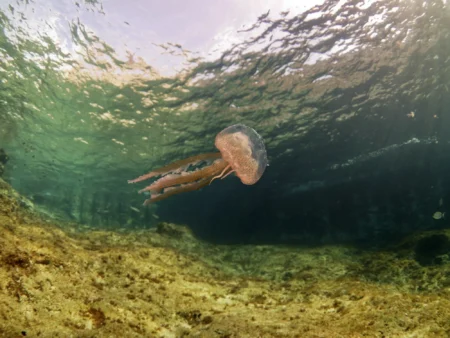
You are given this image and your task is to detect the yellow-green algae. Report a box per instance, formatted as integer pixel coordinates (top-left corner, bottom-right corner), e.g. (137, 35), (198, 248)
(1, 178), (450, 337)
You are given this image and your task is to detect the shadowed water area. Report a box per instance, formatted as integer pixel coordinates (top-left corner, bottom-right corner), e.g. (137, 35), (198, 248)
(1, 0), (450, 247)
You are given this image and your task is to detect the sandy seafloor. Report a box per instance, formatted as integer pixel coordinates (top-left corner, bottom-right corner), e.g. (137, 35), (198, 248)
(1, 178), (450, 338)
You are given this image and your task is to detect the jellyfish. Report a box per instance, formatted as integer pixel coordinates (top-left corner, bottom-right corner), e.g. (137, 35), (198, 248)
(128, 124), (268, 205)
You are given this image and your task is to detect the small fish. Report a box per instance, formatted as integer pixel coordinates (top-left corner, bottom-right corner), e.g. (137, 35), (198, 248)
(407, 111), (415, 118)
(440, 198), (444, 207)
(130, 206), (140, 213)
(433, 211), (445, 220)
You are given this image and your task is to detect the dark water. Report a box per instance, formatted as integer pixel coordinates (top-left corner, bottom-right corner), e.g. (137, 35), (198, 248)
(1, 0), (450, 246)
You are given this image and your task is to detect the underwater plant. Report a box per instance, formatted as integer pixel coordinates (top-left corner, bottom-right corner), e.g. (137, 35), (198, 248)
(128, 124), (268, 205)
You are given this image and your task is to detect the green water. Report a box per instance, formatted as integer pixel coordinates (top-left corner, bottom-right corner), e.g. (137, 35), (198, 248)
(1, 0), (450, 244)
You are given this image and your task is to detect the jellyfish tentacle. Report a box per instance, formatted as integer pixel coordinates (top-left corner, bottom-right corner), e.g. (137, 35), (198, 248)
(128, 152), (221, 184)
(220, 169), (236, 180)
(139, 159), (228, 194)
(208, 164), (232, 185)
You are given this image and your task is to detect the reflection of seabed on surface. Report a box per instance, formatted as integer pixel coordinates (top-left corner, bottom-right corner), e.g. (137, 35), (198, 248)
(330, 137), (438, 170)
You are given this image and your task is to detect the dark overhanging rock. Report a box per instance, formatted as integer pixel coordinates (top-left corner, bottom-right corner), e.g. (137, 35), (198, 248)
(415, 234), (450, 266)
(0, 148), (8, 177)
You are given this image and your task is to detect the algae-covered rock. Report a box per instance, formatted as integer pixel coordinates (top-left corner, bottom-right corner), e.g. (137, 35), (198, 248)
(0, 177), (39, 226)
(347, 229), (450, 292)
(156, 221), (194, 239)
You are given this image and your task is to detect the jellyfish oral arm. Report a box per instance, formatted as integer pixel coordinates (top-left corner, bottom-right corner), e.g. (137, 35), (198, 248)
(138, 159), (227, 194)
(127, 152), (221, 184)
(130, 155), (228, 205)
(144, 177), (211, 205)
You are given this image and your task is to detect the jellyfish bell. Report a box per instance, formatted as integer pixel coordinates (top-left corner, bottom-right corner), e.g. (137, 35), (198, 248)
(214, 124), (268, 185)
(128, 124), (268, 205)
